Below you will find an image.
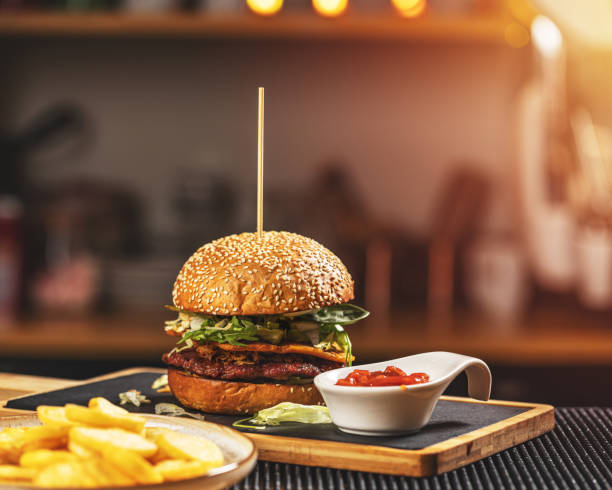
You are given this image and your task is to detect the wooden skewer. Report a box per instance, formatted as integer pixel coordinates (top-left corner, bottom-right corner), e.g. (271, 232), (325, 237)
(257, 87), (264, 239)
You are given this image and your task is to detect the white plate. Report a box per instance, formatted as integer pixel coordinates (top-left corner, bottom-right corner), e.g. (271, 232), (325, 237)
(0, 414), (257, 490)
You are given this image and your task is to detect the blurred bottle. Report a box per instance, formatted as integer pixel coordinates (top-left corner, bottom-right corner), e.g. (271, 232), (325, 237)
(172, 170), (239, 255)
(0, 196), (23, 325)
(465, 235), (529, 325)
(32, 210), (101, 315)
(299, 165), (371, 302)
(0, 0), (41, 9)
(122, 0), (180, 12)
(63, 0), (118, 10)
(428, 0), (475, 14)
(200, 0), (242, 13)
(575, 222), (612, 310)
(365, 237), (392, 329)
(517, 16), (577, 292)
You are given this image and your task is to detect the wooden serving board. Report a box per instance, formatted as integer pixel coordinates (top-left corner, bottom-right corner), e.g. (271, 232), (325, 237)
(2, 368), (555, 477)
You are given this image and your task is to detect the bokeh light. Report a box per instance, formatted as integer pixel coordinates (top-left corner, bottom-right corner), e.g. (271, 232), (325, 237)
(531, 15), (563, 58)
(246, 0), (283, 16)
(504, 23), (530, 49)
(312, 0), (349, 18)
(391, 0), (426, 18)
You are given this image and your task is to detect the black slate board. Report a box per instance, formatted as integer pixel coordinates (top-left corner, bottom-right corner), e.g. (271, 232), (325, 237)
(6, 371), (528, 451)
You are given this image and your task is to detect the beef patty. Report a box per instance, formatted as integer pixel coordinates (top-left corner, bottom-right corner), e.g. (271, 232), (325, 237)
(163, 349), (341, 381)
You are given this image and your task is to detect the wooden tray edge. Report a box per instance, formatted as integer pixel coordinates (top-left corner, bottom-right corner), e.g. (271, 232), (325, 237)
(422, 403), (555, 474)
(250, 401), (555, 477)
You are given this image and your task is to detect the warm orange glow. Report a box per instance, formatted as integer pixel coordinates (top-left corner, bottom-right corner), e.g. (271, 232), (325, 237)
(391, 0), (426, 18)
(312, 0), (348, 18)
(246, 0), (283, 16)
(504, 23), (530, 48)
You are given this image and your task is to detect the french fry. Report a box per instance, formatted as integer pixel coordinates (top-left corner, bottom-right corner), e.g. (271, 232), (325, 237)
(20, 449), (79, 468)
(153, 429), (224, 470)
(33, 461), (98, 488)
(37, 406), (79, 430)
(64, 405), (98, 426)
(149, 449), (171, 465)
(21, 426), (68, 452)
(0, 447), (20, 465)
(100, 447), (163, 485)
(144, 426), (167, 440)
(92, 457), (135, 486)
(66, 402), (146, 433)
(0, 428), (25, 438)
(89, 397), (146, 433)
(67, 441), (96, 459)
(88, 397), (127, 415)
(0, 428), (26, 464)
(144, 428), (173, 463)
(69, 427), (157, 458)
(80, 458), (135, 487)
(2, 397), (224, 487)
(155, 459), (212, 481)
(0, 464), (35, 481)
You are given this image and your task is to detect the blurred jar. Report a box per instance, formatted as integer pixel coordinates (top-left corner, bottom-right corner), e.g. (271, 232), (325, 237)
(172, 170), (239, 255)
(32, 195), (100, 314)
(575, 223), (612, 310)
(0, 196), (23, 324)
(122, 0), (180, 12)
(465, 236), (529, 324)
(428, 0), (476, 14)
(201, 0), (242, 13)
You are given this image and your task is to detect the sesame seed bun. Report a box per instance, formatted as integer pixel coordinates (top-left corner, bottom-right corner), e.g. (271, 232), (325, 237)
(168, 368), (325, 415)
(172, 231), (354, 315)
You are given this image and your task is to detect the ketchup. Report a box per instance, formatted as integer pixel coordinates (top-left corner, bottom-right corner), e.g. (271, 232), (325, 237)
(335, 366), (429, 387)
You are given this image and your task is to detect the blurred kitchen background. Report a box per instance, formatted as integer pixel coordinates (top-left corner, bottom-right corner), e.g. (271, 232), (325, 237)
(1, 0), (611, 406)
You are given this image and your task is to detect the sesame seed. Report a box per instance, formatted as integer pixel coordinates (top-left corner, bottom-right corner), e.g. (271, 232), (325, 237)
(171, 231), (353, 314)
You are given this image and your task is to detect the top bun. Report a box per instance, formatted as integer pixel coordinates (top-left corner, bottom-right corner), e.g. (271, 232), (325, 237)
(172, 231), (354, 316)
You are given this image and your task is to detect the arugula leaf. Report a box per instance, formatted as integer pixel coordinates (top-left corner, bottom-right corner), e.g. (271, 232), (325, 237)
(176, 316), (259, 347)
(307, 304), (369, 325)
(316, 324), (353, 366)
(168, 303), (367, 365)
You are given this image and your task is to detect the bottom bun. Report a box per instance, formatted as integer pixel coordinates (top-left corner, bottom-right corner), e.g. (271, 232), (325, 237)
(167, 368), (325, 415)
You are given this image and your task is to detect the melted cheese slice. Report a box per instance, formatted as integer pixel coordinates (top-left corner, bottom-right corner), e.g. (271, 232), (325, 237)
(165, 329), (352, 363)
(211, 342), (352, 363)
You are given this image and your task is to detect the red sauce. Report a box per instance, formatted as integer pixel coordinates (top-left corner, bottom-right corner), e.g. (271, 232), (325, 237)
(335, 366), (430, 387)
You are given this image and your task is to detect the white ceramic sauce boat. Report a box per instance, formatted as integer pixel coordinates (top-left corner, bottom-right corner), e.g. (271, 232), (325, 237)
(314, 351), (492, 436)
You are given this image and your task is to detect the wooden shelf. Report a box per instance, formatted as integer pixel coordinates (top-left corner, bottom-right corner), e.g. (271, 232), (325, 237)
(0, 12), (510, 42)
(0, 314), (173, 361)
(358, 311), (612, 365)
(0, 308), (610, 365)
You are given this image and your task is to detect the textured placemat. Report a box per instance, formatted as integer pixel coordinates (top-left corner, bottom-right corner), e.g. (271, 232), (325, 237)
(229, 408), (611, 490)
(5, 370), (528, 451)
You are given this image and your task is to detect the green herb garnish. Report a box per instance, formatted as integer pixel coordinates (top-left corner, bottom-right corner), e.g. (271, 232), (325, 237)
(166, 304), (368, 366)
(177, 316), (259, 347)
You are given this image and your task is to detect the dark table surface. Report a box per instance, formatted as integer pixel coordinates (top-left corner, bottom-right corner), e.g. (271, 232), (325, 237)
(230, 407), (611, 490)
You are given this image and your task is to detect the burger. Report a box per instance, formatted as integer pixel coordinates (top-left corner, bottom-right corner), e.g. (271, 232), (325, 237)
(162, 231), (369, 415)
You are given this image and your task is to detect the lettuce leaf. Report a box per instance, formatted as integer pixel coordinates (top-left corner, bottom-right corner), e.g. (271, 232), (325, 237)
(177, 316), (259, 347)
(232, 402), (332, 429)
(166, 303), (368, 365)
